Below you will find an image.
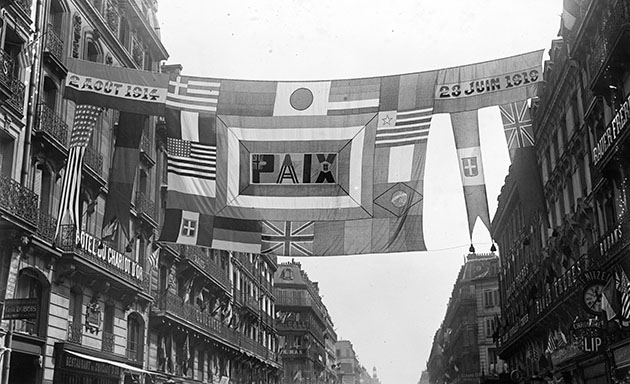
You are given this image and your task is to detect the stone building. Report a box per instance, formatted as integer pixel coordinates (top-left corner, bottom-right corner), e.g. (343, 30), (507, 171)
(427, 253), (503, 384)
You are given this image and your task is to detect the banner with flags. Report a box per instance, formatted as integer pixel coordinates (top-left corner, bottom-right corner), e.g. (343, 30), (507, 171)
(54, 104), (103, 240)
(57, 50), (546, 257)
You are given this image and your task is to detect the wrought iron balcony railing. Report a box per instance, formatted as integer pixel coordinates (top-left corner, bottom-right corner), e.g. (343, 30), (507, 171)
(67, 321), (83, 344)
(44, 27), (64, 61)
(58, 224), (144, 285)
(0, 50), (15, 92)
(102, 331), (115, 353)
(0, 175), (38, 226)
(36, 210), (57, 243)
(84, 145), (103, 175)
(14, 0), (32, 17)
(135, 191), (156, 222)
(179, 245), (230, 290)
(153, 290), (277, 363)
(7, 78), (25, 114)
(36, 103), (68, 147)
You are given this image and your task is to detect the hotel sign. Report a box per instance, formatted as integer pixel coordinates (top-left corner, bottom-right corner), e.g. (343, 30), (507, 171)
(593, 93), (630, 165)
(76, 230), (144, 281)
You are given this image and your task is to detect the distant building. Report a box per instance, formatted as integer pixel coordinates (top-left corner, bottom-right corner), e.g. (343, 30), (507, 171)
(275, 260), (337, 384)
(427, 253), (504, 384)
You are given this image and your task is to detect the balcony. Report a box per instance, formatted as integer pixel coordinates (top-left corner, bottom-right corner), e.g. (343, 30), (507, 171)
(67, 321), (83, 344)
(179, 245), (231, 292)
(13, 0), (32, 18)
(57, 225), (147, 294)
(135, 191), (157, 228)
(153, 290), (279, 364)
(36, 210), (57, 244)
(102, 331), (115, 353)
(589, 211), (630, 266)
(0, 175), (38, 226)
(139, 131), (155, 166)
(34, 103), (68, 153)
(7, 78), (25, 115)
(42, 27), (66, 76)
(497, 256), (586, 351)
(83, 145), (106, 188)
(585, 0), (630, 93)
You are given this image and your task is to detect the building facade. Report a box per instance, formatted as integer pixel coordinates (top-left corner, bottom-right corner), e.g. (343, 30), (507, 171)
(492, 1), (630, 384)
(427, 253), (503, 384)
(0, 1), (281, 383)
(275, 261), (336, 384)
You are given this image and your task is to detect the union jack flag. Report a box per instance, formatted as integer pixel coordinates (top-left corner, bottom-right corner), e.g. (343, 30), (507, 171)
(261, 221), (314, 256)
(499, 100), (534, 152)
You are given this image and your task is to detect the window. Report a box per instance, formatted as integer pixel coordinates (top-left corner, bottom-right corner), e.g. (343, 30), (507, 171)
(281, 268), (293, 280)
(485, 317), (496, 338)
(102, 304), (115, 352)
(484, 289), (499, 307)
(126, 313), (144, 362)
(0, 132), (14, 177)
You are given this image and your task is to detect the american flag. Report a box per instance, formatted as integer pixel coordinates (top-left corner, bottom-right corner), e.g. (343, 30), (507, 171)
(167, 137), (216, 180)
(166, 75), (220, 113)
(617, 268), (630, 319)
(55, 105), (103, 240)
(375, 107), (432, 147)
(499, 100), (534, 151)
(147, 246), (160, 270)
(261, 221), (314, 256)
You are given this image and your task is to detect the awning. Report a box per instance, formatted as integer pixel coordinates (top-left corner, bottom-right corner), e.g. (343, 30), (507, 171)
(65, 350), (152, 375)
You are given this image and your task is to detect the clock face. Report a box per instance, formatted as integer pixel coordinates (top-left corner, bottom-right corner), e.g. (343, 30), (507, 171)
(583, 283), (605, 314)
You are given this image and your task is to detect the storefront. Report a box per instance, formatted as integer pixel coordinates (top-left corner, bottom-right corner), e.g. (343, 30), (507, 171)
(53, 343), (151, 384)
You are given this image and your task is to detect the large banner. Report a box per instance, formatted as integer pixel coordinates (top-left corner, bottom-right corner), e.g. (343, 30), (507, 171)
(434, 50), (543, 113)
(64, 58), (169, 115)
(159, 73), (436, 255)
(60, 51), (544, 256)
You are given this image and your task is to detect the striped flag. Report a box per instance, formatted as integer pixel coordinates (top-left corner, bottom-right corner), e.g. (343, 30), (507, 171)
(166, 75), (220, 113)
(167, 137), (216, 181)
(499, 100), (534, 159)
(55, 104), (103, 240)
(147, 246), (160, 270)
(617, 268), (630, 319)
(376, 107), (432, 147)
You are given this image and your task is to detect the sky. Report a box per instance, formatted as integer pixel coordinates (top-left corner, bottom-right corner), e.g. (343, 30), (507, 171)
(157, 1), (564, 383)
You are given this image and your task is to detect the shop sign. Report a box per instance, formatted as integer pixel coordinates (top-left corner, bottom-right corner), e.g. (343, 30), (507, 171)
(3, 298), (38, 320)
(593, 92), (630, 165)
(58, 351), (121, 377)
(85, 299), (101, 334)
(76, 229), (144, 281)
(583, 336), (602, 352)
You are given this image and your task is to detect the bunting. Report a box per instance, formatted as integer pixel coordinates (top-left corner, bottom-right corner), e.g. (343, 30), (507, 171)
(60, 50), (545, 257)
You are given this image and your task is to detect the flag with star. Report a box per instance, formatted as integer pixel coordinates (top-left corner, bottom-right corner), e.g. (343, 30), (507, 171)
(499, 100), (534, 160)
(55, 104), (103, 241)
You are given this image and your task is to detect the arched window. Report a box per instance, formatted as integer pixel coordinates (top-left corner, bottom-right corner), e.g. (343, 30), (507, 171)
(14, 268), (50, 337)
(86, 39), (101, 62)
(126, 313), (144, 362)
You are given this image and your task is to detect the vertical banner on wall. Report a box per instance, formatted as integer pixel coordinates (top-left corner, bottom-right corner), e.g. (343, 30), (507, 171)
(101, 112), (147, 242)
(55, 105), (104, 241)
(450, 110), (491, 238)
